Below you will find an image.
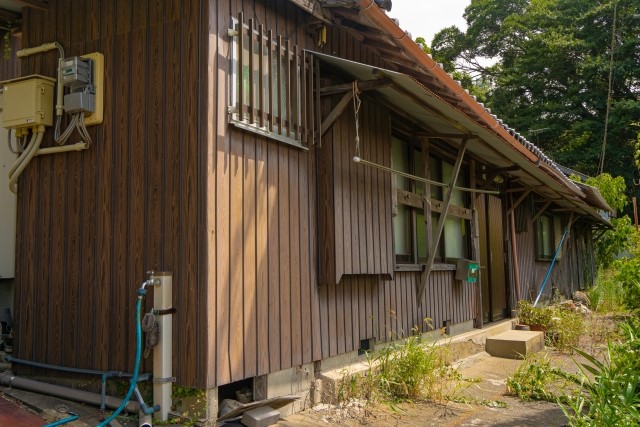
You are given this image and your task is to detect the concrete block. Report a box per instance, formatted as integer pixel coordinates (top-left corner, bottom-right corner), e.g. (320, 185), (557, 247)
(241, 405), (280, 427)
(485, 330), (544, 359)
(257, 364), (314, 417)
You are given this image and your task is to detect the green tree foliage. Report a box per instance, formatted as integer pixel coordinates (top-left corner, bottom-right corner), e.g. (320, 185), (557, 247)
(585, 173), (628, 212)
(431, 0), (640, 204)
(581, 173), (633, 268)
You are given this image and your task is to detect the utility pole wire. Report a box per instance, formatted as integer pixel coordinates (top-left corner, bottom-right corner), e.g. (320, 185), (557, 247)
(599, 0), (618, 175)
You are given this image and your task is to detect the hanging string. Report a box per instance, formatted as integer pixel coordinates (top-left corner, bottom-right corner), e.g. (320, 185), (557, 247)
(352, 81), (362, 158)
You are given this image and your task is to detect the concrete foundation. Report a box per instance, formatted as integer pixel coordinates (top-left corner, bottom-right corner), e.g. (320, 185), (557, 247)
(203, 387), (218, 426)
(253, 363), (315, 417)
(485, 330), (544, 359)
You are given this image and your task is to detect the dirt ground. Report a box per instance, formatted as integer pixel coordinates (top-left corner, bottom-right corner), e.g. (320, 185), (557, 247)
(279, 314), (618, 427)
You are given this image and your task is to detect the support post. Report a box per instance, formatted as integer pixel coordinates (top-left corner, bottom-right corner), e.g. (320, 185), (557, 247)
(470, 160), (483, 329)
(152, 271), (173, 421)
(509, 193), (521, 302)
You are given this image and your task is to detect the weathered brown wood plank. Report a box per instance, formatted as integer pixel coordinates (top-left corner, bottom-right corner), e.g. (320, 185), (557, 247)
(290, 150), (302, 367)
(266, 140), (281, 372)
(182, 0), (201, 387)
(244, 135), (258, 379)
(111, 28), (132, 372)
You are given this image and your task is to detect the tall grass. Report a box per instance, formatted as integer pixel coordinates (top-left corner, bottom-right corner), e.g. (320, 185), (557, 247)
(588, 268), (628, 314)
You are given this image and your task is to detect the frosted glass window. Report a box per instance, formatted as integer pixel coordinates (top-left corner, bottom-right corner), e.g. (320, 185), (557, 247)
(394, 204), (412, 262)
(442, 161), (464, 207)
(444, 217), (466, 258)
(391, 137), (409, 190)
(537, 215), (554, 259)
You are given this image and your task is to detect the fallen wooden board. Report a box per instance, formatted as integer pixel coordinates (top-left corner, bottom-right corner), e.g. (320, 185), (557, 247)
(216, 395), (300, 422)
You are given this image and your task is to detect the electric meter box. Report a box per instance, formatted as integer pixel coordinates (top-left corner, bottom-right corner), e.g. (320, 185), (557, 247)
(455, 258), (479, 283)
(0, 75), (56, 129)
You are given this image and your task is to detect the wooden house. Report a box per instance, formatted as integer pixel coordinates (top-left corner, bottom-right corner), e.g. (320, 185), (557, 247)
(0, 0), (611, 420)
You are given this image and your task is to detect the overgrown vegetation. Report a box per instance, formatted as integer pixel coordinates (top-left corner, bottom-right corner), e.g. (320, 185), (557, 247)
(336, 323), (465, 408)
(506, 353), (568, 402)
(516, 300), (583, 352)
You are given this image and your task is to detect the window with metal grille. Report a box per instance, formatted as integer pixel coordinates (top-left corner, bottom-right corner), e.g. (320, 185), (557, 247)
(229, 13), (317, 149)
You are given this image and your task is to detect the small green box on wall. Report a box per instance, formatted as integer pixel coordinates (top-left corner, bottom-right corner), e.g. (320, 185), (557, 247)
(455, 259), (479, 283)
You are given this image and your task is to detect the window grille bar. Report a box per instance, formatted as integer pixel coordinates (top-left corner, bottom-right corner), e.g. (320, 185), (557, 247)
(285, 39), (291, 138)
(277, 35), (283, 135)
(268, 30), (273, 132)
(237, 12), (244, 120)
(308, 54), (314, 144)
(248, 18), (255, 124)
(301, 52), (308, 144)
(259, 24), (265, 128)
(294, 45), (300, 142)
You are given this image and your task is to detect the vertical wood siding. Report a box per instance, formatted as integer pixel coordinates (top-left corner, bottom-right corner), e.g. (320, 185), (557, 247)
(12, 0), (209, 388)
(11, 0), (485, 391)
(515, 218), (593, 302)
(207, 0), (476, 387)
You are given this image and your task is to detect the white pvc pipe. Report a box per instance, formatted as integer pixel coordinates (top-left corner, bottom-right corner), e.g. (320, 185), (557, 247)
(35, 142), (88, 156)
(152, 272), (173, 421)
(139, 410), (152, 427)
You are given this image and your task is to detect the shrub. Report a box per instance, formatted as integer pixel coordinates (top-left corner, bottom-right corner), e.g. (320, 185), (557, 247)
(374, 327), (450, 401)
(613, 257), (640, 311)
(506, 353), (567, 402)
(552, 307), (584, 353)
(516, 300), (554, 329)
(587, 268), (627, 313)
(556, 319), (640, 426)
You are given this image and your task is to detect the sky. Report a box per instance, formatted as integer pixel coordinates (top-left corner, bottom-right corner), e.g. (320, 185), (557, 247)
(387, 0), (471, 47)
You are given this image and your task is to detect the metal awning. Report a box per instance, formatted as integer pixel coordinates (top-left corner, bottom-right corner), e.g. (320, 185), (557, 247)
(309, 50), (609, 225)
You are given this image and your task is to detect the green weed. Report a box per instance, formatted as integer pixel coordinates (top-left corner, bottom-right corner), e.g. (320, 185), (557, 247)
(506, 353), (569, 402)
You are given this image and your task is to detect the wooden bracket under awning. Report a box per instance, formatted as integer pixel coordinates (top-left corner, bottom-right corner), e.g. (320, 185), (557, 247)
(320, 78), (392, 137)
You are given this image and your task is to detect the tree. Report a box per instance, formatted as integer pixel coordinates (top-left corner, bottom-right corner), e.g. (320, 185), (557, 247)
(580, 173), (633, 267)
(431, 0), (640, 210)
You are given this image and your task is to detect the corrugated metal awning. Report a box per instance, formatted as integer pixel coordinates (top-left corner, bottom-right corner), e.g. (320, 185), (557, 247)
(309, 50), (609, 225)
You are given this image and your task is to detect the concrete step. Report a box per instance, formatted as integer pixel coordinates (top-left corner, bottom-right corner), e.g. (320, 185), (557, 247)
(485, 330), (544, 359)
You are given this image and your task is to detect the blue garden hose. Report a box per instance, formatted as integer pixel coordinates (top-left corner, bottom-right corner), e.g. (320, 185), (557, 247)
(97, 288), (146, 427)
(43, 412), (78, 427)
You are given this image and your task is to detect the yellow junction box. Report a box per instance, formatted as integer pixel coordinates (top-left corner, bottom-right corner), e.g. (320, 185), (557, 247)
(1, 75), (56, 129)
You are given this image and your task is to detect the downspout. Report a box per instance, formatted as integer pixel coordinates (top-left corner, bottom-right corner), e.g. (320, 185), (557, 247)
(509, 193), (522, 302)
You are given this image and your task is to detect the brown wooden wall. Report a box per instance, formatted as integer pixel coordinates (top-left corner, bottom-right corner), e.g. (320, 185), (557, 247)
(11, 0), (210, 387)
(206, 0), (478, 388)
(317, 98), (394, 285)
(514, 215), (593, 303)
(10, 0), (482, 391)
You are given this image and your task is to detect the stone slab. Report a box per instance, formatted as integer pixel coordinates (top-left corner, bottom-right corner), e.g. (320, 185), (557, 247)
(241, 405), (280, 427)
(485, 330), (544, 359)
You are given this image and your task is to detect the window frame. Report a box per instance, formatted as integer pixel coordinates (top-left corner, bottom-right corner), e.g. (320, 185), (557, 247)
(535, 213), (562, 261)
(229, 16), (307, 150)
(391, 137), (472, 269)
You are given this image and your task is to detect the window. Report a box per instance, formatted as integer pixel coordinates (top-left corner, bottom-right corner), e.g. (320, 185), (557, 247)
(392, 137), (471, 267)
(229, 14), (312, 148)
(536, 214), (561, 260)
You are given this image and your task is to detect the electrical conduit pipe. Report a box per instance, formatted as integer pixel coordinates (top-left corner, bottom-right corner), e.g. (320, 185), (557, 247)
(8, 126), (45, 194)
